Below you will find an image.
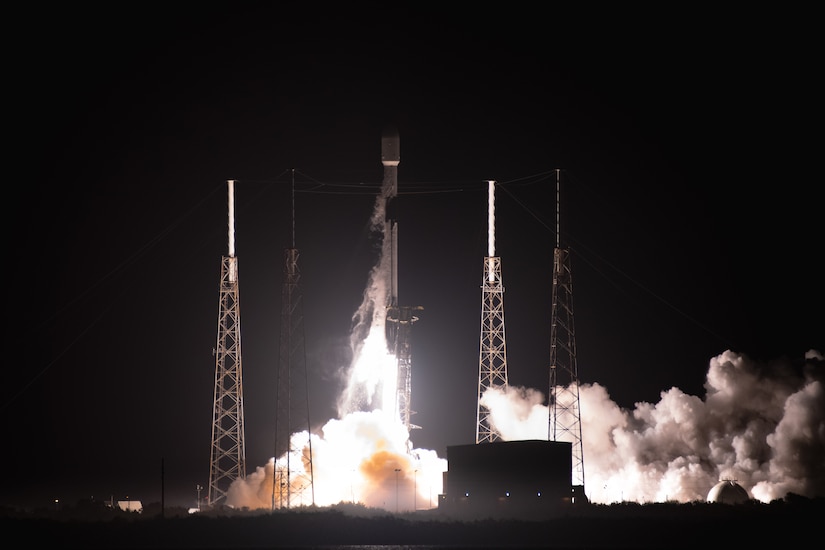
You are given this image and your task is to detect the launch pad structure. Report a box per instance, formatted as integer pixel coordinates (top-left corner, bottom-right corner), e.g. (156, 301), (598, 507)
(442, 170), (587, 517)
(206, 130), (425, 511)
(203, 131), (585, 514)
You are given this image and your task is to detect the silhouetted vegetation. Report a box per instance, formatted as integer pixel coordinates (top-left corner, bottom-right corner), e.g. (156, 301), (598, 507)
(2, 495), (821, 548)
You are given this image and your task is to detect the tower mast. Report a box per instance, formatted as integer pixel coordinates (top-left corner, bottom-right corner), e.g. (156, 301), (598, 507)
(272, 169), (314, 509)
(548, 169), (585, 495)
(476, 180), (509, 443)
(207, 179), (247, 507)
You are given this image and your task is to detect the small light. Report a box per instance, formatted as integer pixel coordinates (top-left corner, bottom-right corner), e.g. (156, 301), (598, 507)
(505, 492), (510, 497)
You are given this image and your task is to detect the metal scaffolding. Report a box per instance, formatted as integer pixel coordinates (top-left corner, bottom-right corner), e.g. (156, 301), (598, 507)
(208, 180), (247, 507)
(476, 181), (509, 444)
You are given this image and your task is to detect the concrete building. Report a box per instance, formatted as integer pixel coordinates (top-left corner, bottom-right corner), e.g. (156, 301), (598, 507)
(439, 440), (580, 519)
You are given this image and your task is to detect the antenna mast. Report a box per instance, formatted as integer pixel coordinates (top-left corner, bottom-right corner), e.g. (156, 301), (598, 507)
(476, 180), (509, 443)
(207, 179), (247, 507)
(548, 169), (586, 497)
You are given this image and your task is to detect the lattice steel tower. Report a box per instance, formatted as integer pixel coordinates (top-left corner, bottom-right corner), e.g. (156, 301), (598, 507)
(272, 170), (315, 509)
(476, 180), (509, 444)
(548, 169), (585, 494)
(208, 179), (247, 507)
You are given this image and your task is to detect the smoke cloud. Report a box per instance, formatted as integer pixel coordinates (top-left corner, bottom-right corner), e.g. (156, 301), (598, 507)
(486, 348), (824, 503)
(227, 410), (445, 510)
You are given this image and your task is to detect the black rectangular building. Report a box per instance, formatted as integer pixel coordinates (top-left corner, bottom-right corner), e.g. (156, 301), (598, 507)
(440, 440), (573, 519)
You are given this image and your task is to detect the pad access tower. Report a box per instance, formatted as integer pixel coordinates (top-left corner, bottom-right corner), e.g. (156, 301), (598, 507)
(208, 179), (247, 507)
(476, 180), (509, 443)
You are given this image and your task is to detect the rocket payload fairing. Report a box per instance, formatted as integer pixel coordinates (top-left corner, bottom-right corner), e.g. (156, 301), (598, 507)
(381, 126), (400, 165)
(381, 126), (400, 200)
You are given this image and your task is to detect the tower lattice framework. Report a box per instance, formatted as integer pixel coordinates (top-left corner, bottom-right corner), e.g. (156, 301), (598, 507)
(548, 169), (585, 492)
(208, 181), (247, 507)
(273, 173), (315, 509)
(476, 181), (509, 444)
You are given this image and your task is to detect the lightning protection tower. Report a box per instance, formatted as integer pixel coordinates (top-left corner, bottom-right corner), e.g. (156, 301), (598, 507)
(548, 169), (585, 495)
(272, 170), (315, 509)
(476, 180), (509, 444)
(208, 179), (247, 507)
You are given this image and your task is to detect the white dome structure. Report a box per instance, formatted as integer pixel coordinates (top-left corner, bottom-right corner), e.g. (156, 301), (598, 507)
(707, 480), (750, 504)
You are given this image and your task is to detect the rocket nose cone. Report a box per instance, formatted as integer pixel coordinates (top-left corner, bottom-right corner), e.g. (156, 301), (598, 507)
(381, 125), (400, 165)
(381, 126), (398, 142)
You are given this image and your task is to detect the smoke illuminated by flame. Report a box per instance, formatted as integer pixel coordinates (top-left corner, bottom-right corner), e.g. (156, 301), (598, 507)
(483, 348), (824, 504)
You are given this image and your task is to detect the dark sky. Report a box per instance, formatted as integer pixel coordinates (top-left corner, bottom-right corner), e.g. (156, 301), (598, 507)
(8, 6), (821, 509)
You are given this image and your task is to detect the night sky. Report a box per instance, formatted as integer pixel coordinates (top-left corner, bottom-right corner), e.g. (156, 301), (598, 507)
(8, 6), (821, 509)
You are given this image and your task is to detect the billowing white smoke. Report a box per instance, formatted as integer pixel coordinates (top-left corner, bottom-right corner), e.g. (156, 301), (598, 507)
(484, 348), (824, 504)
(227, 410), (445, 510)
